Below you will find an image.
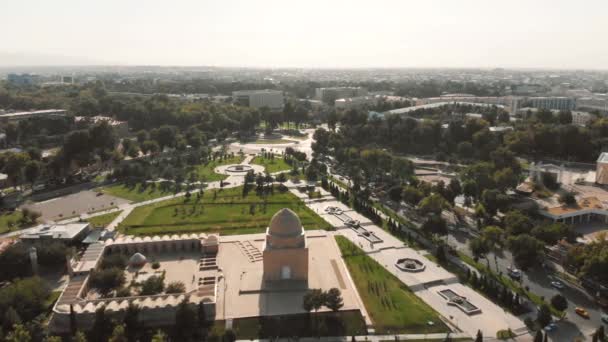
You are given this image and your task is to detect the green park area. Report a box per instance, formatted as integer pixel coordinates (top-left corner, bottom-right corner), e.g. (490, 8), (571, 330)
(0, 210), (38, 235)
(86, 211), (122, 228)
(251, 156), (292, 173)
(335, 236), (450, 334)
(101, 183), (175, 202)
(101, 156), (245, 202)
(118, 186), (332, 236)
(194, 155), (244, 181)
(253, 138), (294, 144)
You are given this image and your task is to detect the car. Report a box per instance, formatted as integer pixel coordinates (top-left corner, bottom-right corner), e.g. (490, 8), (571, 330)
(602, 314), (608, 324)
(575, 307), (590, 319)
(544, 323), (558, 332)
(508, 267), (522, 280)
(551, 281), (565, 290)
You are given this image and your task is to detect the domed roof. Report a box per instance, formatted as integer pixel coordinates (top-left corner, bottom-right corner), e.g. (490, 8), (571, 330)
(129, 252), (147, 266)
(268, 208), (303, 237)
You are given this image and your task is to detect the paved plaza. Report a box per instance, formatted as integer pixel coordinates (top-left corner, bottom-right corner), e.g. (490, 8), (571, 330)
(22, 190), (130, 222)
(290, 185), (528, 338)
(215, 230), (370, 323)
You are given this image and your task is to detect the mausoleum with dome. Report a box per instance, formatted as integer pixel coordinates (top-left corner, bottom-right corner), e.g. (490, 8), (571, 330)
(263, 208), (309, 282)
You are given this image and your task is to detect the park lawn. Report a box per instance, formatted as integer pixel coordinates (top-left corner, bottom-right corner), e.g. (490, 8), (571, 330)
(0, 210), (30, 235)
(118, 186), (332, 236)
(194, 155), (245, 182)
(335, 236), (450, 334)
(253, 138), (294, 144)
(101, 183), (175, 202)
(251, 156), (292, 173)
(86, 211), (122, 228)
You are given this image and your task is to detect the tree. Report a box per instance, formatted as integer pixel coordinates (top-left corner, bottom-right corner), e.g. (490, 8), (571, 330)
(175, 299), (198, 341)
(475, 330), (483, 342)
(481, 226), (505, 247)
(90, 306), (112, 342)
(325, 288), (344, 312)
(73, 332), (87, 342)
(422, 215), (447, 236)
(165, 281), (186, 294)
(558, 110), (573, 125)
(108, 325), (127, 342)
(89, 268), (125, 296)
(123, 303), (140, 341)
(5, 324), (31, 342)
(303, 289), (325, 313)
(534, 330), (544, 342)
(537, 304), (552, 327)
(151, 330), (167, 342)
(559, 192), (577, 206)
(550, 294), (568, 311)
(24, 160), (41, 187)
(508, 234), (544, 269)
(469, 237), (490, 259)
(504, 210), (533, 235)
(418, 193), (448, 216)
(3, 307), (22, 332)
(140, 275), (164, 295)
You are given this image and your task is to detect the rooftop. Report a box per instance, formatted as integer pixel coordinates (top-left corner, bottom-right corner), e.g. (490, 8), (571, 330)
(545, 196), (604, 216)
(21, 222), (90, 240)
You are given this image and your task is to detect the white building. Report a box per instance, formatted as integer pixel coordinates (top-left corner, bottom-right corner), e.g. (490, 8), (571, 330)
(232, 90), (284, 111)
(315, 87), (367, 104)
(572, 111), (593, 126)
(0, 109), (67, 121)
(21, 222), (91, 243)
(528, 97), (575, 111)
(334, 96), (378, 110)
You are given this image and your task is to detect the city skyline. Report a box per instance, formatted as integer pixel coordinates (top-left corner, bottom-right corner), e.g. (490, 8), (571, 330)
(1, 0), (608, 69)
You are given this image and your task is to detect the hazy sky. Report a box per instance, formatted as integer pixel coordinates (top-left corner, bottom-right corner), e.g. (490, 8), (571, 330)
(2, 0), (607, 69)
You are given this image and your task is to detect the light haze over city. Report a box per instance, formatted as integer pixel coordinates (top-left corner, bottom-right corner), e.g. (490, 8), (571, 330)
(1, 0), (608, 69)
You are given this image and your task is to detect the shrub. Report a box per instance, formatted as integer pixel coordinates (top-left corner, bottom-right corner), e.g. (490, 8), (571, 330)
(151, 261), (161, 270)
(165, 281), (186, 294)
(89, 268), (126, 296)
(140, 275), (164, 295)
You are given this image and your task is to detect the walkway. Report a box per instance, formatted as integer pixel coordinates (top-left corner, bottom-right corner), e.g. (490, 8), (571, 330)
(286, 182), (529, 339)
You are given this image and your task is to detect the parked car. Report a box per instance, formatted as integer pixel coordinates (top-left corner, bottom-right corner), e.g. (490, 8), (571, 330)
(601, 314), (608, 324)
(508, 267), (522, 280)
(544, 323), (558, 332)
(551, 281), (565, 290)
(575, 307), (590, 319)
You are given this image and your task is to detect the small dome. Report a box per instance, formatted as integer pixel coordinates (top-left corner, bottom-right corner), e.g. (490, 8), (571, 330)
(268, 208), (303, 237)
(129, 252), (147, 266)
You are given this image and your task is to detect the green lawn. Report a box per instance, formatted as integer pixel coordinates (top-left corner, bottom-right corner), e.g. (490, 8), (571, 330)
(194, 156), (245, 182)
(102, 183), (176, 202)
(86, 211), (122, 228)
(118, 186), (332, 236)
(251, 156), (292, 173)
(0, 211), (31, 235)
(335, 236), (450, 334)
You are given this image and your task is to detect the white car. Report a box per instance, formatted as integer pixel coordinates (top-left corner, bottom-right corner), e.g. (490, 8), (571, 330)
(551, 281), (565, 290)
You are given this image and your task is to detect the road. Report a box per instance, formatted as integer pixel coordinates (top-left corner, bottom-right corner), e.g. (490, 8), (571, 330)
(446, 226), (606, 340)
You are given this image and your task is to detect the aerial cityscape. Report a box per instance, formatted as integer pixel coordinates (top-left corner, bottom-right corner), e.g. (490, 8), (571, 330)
(1, 1), (608, 342)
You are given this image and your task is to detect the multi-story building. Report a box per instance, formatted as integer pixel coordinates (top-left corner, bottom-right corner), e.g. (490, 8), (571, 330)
(334, 96), (378, 110)
(528, 97), (575, 111)
(232, 89), (284, 111)
(0, 109), (67, 122)
(315, 87), (367, 104)
(7, 73), (40, 86)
